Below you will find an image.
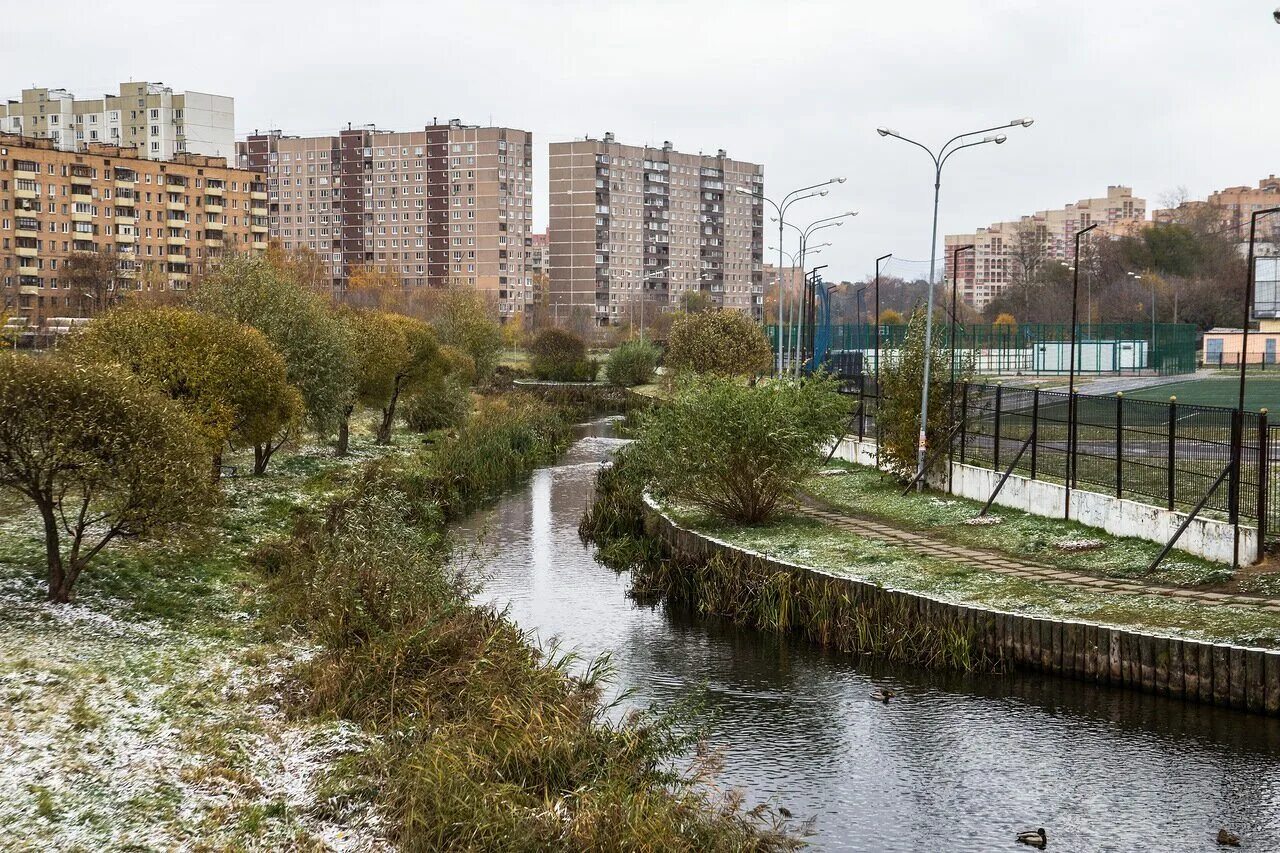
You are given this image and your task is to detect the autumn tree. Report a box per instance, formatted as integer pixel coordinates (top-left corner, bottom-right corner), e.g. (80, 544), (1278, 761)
(346, 264), (405, 311)
(64, 252), (120, 318)
(193, 256), (355, 470)
(429, 287), (503, 382)
(665, 310), (773, 377)
(266, 240), (331, 296)
(68, 306), (301, 475)
(0, 356), (218, 602)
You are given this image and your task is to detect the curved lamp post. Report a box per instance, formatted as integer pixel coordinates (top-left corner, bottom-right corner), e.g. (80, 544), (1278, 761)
(878, 117), (1033, 490)
(737, 179), (845, 375)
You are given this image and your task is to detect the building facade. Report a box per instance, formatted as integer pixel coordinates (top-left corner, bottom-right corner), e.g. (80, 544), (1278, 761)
(0, 133), (265, 325)
(1, 83), (234, 161)
(548, 133), (764, 327)
(1153, 176), (1280, 245)
(238, 121), (534, 318)
(945, 186), (1146, 309)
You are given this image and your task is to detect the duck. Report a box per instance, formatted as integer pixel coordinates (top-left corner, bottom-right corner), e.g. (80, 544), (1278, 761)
(777, 806), (793, 819)
(1016, 828), (1047, 848)
(1217, 828), (1241, 847)
(870, 687), (895, 704)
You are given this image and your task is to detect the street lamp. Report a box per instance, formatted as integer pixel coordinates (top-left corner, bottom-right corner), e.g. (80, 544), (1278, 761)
(877, 117), (1033, 490)
(622, 267), (669, 338)
(874, 253), (892, 394)
(783, 212), (857, 374)
(1064, 222), (1099, 521)
(737, 178), (845, 375)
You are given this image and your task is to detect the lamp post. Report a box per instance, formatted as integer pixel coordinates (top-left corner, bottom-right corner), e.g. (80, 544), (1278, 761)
(1129, 271), (1151, 369)
(877, 117), (1033, 491)
(736, 179), (845, 376)
(874, 253), (892, 391)
(784, 213), (856, 374)
(1064, 222), (1099, 520)
(947, 244), (974, 492)
(622, 267), (669, 338)
(1239, 207), (1280, 409)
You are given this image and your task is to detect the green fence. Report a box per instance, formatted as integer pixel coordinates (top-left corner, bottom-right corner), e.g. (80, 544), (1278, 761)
(765, 323), (1198, 376)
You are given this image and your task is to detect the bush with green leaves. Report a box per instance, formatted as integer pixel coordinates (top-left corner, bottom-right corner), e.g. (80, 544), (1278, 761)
(529, 328), (597, 381)
(877, 307), (968, 480)
(634, 374), (847, 523)
(604, 339), (660, 387)
(665, 310), (773, 377)
(431, 288), (503, 381)
(400, 376), (472, 433)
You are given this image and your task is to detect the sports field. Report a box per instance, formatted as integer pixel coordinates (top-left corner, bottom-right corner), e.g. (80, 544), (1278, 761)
(1124, 377), (1280, 412)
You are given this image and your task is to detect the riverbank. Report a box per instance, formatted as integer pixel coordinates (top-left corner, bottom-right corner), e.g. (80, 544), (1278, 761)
(1, 397), (799, 850)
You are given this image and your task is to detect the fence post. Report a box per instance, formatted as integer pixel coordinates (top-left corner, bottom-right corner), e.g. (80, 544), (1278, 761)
(1167, 396), (1177, 510)
(1115, 392), (1124, 499)
(993, 382), (1003, 471)
(959, 382), (969, 464)
(857, 383), (866, 442)
(1258, 408), (1270, 557)
(1229, 408), (1242, 567)
(1030, 385), (1040, 480)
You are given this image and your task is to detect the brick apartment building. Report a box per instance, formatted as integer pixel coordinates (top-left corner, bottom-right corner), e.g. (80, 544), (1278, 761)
(0, 133), (265, 325)
(1153, 175), (1280, 245)
(548, 133), (764, 327)
(238, 121), (534, 319)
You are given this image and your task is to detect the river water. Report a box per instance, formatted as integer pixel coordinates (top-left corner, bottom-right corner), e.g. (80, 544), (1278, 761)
(456, 419), (1280, 852)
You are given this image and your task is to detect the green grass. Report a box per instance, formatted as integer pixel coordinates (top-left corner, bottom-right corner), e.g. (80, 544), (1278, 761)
(668, 509), (1280, 649)
(1125, 376), (1280, 412)
(803, 462), (1235, 587)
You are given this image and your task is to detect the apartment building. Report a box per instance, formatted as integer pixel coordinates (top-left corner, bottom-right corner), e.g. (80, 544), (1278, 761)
(1153, 175), (1280, 244)
(0, 82), (234, 161)
(548, 133), (764, 327)
(945, 186), (1146, 309)
(0, 133), (266, 324)
(530, 232), (548, 278)
(238, 121), (534, 318)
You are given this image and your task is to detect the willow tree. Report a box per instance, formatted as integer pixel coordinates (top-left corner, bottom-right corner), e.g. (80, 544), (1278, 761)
(193, 256), (355, 471)
(0, 356), (217, 602)
(68, 306), (301, 475)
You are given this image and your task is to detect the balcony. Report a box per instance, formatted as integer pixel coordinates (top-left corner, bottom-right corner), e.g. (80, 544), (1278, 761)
(166, 199), (185, 211)
(18, 257), (38, 271)
(206, 184), (224, 196)
(71, 192), (92, 204)
(16, 226), (38, 240)
(251, 240), (268, 251)
(114, 213), (137, 225)
(16, 246), (38, 259)
(167, 235), (187, 246)
(14, 186), (37, 200)
(166, 181), (188, 193)
(205, 237), (224, 248)
(250, 223), (268, 234)
(205, 200), (223, 214)
(115, 233), (137, 244)
(114, 179), (135, 190)
(71, 211), (93, 223)
(250, 190), (268, 201)
(250, 205), (267, 216)
(19, 285), (40, 296)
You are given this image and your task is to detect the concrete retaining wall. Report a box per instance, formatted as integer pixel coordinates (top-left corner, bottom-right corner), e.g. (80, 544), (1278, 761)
(828, 436), (1252, 565)
(644, 497), (1280, 716)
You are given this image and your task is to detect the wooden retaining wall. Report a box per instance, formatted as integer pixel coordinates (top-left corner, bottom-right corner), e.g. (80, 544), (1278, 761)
(643, 500), (1280, 717)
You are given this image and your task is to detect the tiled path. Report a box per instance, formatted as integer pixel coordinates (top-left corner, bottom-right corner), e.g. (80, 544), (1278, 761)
(794, 497), (1280, 614)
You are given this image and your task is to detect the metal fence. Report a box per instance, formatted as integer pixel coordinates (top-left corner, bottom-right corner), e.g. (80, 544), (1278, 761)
(844, 380), (1278, 547)
(768, 323), (1199, 376)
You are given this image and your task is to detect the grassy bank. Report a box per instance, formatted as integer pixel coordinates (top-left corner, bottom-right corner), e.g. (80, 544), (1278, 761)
(2, 395), (798, 849)
(803, 462), (1234, 588)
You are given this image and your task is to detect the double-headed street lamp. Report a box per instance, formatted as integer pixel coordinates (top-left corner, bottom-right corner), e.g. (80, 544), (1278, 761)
(782, 212), (857, 374)
(874, 253), (892, 391)
(621, 267), (669, 338)
(878, 117), (1033, 490)
(737, 179), (845, 375)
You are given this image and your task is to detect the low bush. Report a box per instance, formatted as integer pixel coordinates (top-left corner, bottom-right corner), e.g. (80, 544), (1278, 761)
(665, 310), (773, 377)
(633, 375), (847, 523)
(604, 339), (660, 387)
(530, 328), (597, 382)
(400, 376), (472, 433)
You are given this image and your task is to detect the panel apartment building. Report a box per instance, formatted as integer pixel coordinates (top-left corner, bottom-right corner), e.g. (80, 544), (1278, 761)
(238, 121), (534, 319)
(1153, 175), (1280, 245)
(0, 82), (235, 161)
(0, 133), (266, 324)
(548, 133), (764, 327)
(944, 186), (1146, 309)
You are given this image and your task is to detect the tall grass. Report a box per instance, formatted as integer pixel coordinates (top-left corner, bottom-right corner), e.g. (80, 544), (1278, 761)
(260, 397), (801, 851)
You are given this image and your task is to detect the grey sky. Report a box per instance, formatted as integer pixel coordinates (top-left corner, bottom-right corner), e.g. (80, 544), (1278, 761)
(11, 0), (1278, 281)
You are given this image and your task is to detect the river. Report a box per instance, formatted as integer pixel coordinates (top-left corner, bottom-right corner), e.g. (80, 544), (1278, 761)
(455, 419), (1280, 852)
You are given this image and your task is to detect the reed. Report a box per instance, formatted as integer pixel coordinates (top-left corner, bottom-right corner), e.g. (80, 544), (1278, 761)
(260, 400), (802, 851)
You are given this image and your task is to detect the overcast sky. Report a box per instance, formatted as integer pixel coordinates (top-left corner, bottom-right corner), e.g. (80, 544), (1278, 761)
(11, 0), (1280, 281)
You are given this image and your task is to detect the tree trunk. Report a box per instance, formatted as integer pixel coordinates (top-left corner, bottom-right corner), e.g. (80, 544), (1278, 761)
(212, 452), (223, 481)
(254, 444), (269, 475)
(38, 501), (69, 603)
(378, 387), (401, 445)
(336, 407), (352, 457)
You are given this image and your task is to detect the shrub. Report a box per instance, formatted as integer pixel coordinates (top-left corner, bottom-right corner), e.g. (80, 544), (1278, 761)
(431, 288), (503, 381)
(634, 375), (847, 523)
(877, 307), (967, 480)
(0, 355), (217, 602)
(529, 328), (597, 381)
(604, 339), (660, 387)
(665, 310), (773, 377)
(400, 376), (472, 433)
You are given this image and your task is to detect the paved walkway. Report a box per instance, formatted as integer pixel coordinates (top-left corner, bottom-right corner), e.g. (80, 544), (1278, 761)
(794, 496), (1280, 613)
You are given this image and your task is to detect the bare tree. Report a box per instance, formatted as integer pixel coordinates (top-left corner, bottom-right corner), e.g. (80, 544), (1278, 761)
(64, 252), (119, 317)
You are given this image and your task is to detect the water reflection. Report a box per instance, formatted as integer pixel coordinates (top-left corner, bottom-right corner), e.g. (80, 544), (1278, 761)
(456, 419), (1280, 852)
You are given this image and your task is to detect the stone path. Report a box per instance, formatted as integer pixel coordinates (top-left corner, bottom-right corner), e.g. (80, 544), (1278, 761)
(793, 497), (1280, 613)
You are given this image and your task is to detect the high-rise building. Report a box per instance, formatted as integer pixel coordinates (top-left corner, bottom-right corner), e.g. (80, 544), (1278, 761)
(548, 133), (763, 327)
(1153, 176), (1280, 245)
(0, 133), (266, 325)
(530, 232), (548, 278)
(238, 121), (534, 318)
(0, 82), (234, 161)
(944, 186), (1146, 309)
